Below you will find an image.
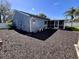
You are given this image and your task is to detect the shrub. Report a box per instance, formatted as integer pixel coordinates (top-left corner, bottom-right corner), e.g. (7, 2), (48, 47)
(65, 26), (79, 31)
(6, 20), (13, 29)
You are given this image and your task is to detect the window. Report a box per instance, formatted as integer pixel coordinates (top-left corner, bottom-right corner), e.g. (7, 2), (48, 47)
(45, 21), (47, 24)
(32, 19), (36, 24)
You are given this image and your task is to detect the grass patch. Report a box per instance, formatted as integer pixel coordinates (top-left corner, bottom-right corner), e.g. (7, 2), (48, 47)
(74, 26), (79, 29)
(65, 26), (79, 31)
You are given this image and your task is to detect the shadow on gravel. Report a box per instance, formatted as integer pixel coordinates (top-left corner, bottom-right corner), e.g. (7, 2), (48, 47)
(14, 28), (57, 41)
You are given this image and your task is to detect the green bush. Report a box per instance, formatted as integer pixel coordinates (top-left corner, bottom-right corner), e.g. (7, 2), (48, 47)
(65, 26), (79, 31)
(6, 20), (13, 29)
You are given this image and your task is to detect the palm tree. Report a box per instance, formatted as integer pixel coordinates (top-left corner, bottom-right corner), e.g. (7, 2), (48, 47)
(75, 8), (79, 18)
(65, 7), (76, 26)
(73, 8), (79, 22)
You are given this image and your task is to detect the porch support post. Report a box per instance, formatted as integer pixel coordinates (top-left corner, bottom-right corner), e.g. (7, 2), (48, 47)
(58, 20), (59, 29)
(63, 21), (65, 29)
(54, 21), (55, 29)
(46, 20), (48, 29)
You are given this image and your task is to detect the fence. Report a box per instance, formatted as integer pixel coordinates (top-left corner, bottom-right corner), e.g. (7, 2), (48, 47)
(65, 22), (79, 27)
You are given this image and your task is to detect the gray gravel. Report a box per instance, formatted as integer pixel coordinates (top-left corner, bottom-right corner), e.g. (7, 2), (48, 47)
(0, 30), (79, 59)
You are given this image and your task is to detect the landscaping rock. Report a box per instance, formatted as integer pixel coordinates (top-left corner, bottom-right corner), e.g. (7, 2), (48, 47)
(0, 30), (78, 59)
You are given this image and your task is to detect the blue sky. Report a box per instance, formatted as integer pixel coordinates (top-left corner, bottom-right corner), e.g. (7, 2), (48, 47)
(8, 0), (79, 19)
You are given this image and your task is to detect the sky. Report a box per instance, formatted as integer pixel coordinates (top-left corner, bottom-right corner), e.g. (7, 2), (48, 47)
(8, 0), (79, 19)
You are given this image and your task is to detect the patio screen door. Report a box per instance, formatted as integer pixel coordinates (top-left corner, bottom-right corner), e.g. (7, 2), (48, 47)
(54, 21), (59, 29)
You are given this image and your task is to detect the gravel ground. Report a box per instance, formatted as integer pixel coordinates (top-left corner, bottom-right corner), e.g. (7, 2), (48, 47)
(0, 30), (79, 59)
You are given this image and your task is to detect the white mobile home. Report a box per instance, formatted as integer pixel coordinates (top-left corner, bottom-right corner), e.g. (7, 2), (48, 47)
(13, 10), (48, 33)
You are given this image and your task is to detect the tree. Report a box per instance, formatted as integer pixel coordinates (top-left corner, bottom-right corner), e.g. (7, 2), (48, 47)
(73, 8), (79, 22)
(38, 13), (47, 18)
(75, 8), (79, 18)
(65, 7), (76, 20)
(0, 0), (12, 23)
(65, 7), (76, 26)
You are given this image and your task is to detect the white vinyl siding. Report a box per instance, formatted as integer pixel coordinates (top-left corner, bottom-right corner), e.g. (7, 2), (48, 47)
(13, 10), (30, 32)
(31, 18), (46, 32)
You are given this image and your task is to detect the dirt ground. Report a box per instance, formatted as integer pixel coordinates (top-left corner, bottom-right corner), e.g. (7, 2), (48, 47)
(0, 29), (79, 59)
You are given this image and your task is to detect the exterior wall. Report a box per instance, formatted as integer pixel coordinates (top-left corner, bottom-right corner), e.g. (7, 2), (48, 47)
(13, 10), (47, 33)
(31, 18), (47, 32)
(13, 10), (30, 32)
